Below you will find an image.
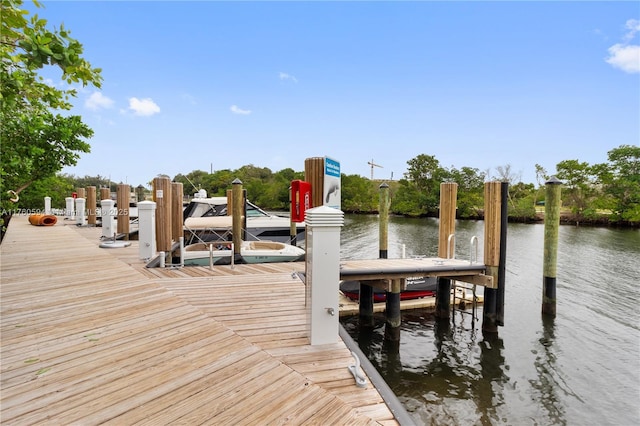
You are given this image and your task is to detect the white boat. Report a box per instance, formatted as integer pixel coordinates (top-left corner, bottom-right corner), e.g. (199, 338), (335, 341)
(182, 240), (305, 266)
(182, 195), (305, 246)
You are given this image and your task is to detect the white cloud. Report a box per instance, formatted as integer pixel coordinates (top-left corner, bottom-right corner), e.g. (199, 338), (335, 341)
(279, 72), (298, 83)
(606, 44), (640, 73)
(230, 105), (251, 115)
(623, 19), (640, 42)
(605, 19), (640, 74)
(128, 97), (161, 116)
(85, 92), (114, 110)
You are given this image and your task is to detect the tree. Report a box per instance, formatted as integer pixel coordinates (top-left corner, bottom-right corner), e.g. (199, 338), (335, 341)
(402, 154), (449, 213)
(555, 159), (597, 218)
(595, 145), (640, 223)
(341, 174), (378, 213)
(448, 166), (485, 218)
(1, 0), (102, 213)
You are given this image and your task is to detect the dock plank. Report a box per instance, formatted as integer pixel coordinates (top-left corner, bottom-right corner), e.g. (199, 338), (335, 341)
(1, 218), (398, 425)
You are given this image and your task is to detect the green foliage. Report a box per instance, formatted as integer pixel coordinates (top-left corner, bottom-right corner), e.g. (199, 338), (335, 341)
(449, 166), (485, 218)
(509, 193), (537, 221)
(595, 145), (640, 223)
(15, 174), (74, 210)
(341, 174), (378, 212)
(1, 0), (102, 213)
(391, 179), (428, 217)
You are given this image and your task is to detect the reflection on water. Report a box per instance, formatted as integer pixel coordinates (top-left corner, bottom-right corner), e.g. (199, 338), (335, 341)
(340, 215), (640, 425)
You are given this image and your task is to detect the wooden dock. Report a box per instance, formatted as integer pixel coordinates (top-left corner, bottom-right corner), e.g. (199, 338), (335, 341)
(0, 217), (399, 425)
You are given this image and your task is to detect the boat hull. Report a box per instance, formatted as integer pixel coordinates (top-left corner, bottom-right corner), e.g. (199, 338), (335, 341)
(182, 241), (304, 266)
(339, 277), (437, 302)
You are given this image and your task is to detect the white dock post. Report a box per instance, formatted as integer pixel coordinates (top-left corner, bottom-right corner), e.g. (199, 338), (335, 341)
(304, 205), (344, 345)
(75, 198), (86, 226)
(65, 197), (75, 220)
(44, 197), (51, 215)
(138, 201), (157, 260)
(101, 199), (116, 239)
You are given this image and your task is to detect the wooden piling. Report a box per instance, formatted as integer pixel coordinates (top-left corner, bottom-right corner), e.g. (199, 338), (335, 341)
(304, 157), (325, 208)
(231, 179), (244, 258)
(379, 183), (400, 340)
(435, 277), (452, 319)
(135, 185), (146, 203)
(483, 181), (502, 334)
(379, 183), (390, 259)
(76, 188), (86, 199)
(385, 279), (402, 346)
(171, 182), (184, 242)
(358, 284), (375, 328)
(496, 181), (509, 326)
(116, 184), (130, 238)
(438, 182), (458, 259)
(543, 176), (562, 317)
(152, 177), (172, 253)
(436, 182), (457, 320)
(100, 187), (110, 201)
(86, 186), (97, 226)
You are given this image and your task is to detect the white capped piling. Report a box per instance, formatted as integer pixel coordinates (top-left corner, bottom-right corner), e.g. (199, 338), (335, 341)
(44, 197), (51, 215)
(65, 197), (75, 220)
(305, 205), (344, 345)
(75, 198), (86, 226)
(101, 199), (116, 239)
(138, 201), (157, 260)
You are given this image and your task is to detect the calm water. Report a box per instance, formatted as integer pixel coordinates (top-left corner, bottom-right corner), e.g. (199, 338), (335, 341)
(339, 215), (640, 425)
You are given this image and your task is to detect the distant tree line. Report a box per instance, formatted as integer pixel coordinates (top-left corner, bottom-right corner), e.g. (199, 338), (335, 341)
(9, 144), (638, 229)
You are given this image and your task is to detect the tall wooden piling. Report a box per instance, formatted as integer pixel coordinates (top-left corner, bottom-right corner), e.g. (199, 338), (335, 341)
(171, 182), (184, 242)
(152, 177), (172, 253)
(436, 182), (458, 319)
(496, 181), (509, 326)
(231, 179), (244, 259)
(483, 181), (502, 334)
(379, 183), (390, 259)
(86, 186), (97, 226)
(542, 176), (562, 317)
(379, 183), (400, 341)
(304, 157), (325, 208)
(116, 184), (130, 238)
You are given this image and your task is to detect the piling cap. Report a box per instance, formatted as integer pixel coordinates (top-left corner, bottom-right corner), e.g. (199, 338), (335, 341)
(546, 176), (563, 185)
(232, 178), (243, 185)
(379, 182), (389, 189)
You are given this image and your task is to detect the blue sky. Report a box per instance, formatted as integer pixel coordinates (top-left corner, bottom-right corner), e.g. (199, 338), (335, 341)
(30, 1), (639, 188)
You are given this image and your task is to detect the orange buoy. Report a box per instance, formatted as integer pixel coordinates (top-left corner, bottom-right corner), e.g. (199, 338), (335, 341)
(28, 214), (58, 226)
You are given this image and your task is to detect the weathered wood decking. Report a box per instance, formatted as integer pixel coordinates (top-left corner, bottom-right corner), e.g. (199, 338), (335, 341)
(1, 217), (398, 425)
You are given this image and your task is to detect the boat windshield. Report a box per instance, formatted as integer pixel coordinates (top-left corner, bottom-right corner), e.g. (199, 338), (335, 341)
(184, 199), (271, 219)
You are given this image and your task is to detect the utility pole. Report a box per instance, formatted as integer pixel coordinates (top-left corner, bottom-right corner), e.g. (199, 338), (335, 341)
(367, 159), (383, 180)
